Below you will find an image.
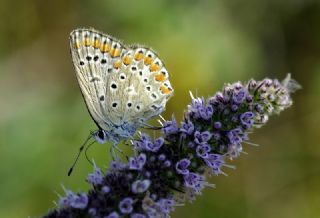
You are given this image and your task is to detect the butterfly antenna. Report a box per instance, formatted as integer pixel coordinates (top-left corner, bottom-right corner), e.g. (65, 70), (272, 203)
(67, 134), (93, 176)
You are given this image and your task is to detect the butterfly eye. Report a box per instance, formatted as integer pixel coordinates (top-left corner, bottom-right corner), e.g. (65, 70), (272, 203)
(94, 130), (108, 144)
(98, 130), (105, 139)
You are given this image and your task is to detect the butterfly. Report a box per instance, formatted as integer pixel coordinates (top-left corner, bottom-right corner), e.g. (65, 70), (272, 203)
(69, 28), (174, 153)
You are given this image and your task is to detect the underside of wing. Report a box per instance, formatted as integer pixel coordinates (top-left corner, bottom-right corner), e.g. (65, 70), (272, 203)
(104, 46), (174, 126)
(69, 28), (127, 130)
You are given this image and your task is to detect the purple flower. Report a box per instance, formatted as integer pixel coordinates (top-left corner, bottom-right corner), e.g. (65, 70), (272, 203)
(86, 166), (103, 185)
(232, 87), (247, 104)
(105, 211), (119, 218)
(59, 191), (88, 209)
(164, 160), (171, 167)
(88, 208), (96, 216)
(119, 197), (134, 214)
(129, 153), (146, 170)
(180, 120), (195, 135)
(231, 104), (238, 112)
(196, 143), (211, 158)
(132, 179), (151, 193)
(194, 131), (212, 144)
(213, 121), (222, 129)
(188, 97), (207, 119)
(255, 104), (263, 113)
(215, 92), (225, 103)
(228, 143), (243, 158)
(44, 74), (298, 218)
(227, 128), (243, 145)
(246, 95), (253, 102)
(109, 159), (126, 171)
(240, 111), (254, 129)
(102, 185), (110, 193)
(158, 154), (166, 161)
(134, 135), (164, 152)
(176, 158), (191, 175)
(184, 173), (206, 193)
(157, 198), (175, 214)
(152, 137), (164, 152)
(131, 213), (146, 218)
(212, 132), (221, 140)
(199, 104), (214, 120)
(163, 116), (179, 135)
(203, 154), (225, 175)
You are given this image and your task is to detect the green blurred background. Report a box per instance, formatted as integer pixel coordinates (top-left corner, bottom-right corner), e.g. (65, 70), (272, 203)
(0, 0), (319, 217)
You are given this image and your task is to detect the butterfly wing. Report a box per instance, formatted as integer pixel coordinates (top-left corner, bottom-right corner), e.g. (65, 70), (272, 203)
(110, 46), (174, 126)
(69, 28), (127, 130)
(70, 28), (174, 133)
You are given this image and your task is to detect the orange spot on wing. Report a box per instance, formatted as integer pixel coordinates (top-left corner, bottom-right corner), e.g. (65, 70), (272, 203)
(123, 56), (132, 65)
(149, 62), (160, 72)
(100, 43), (110, 53)
(84, 38), (92, 47)
(111, 48), (121, 57)
(160, 86), (172, 95)
(144, 56), (153, 65)
(134, 52), (144, 61)
(93, 40), (101, 49)
(114, 60), (121, 69)
(155, 73), (166, 82)
(74, 41), (81, 49)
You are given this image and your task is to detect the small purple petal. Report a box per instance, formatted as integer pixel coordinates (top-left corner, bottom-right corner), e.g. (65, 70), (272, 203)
(105, 211), (119, 218)
(129, 153), (146, 170)
(164, 160), (171, 167)
(181, 120), (195, 135)
(157, 199), (176, 214)
(204, 153), (225, 175)
(132, 179), (151, 193)
(158, 154), (166, 161)
(240, 111), (255, 129)
(196, 144), (211, 158)
(59, 191), (88, 209)
(176, 158), (191, 175)
(213, 121), (222, 129)
(131, 213), (146, 218)
(86, 167), (103, 185)
(163, 116), (179, 135)
(102, 186), (110, 193)
(119, 197), (133, 214)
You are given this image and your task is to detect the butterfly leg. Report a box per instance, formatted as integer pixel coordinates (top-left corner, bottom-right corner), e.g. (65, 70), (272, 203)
(110, 145), (117, 161)
(113, 143), (129, 161)
(141, 122), (163, 130)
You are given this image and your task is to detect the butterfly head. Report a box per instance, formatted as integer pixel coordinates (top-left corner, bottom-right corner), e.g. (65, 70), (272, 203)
(92, 129), (109, 144)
